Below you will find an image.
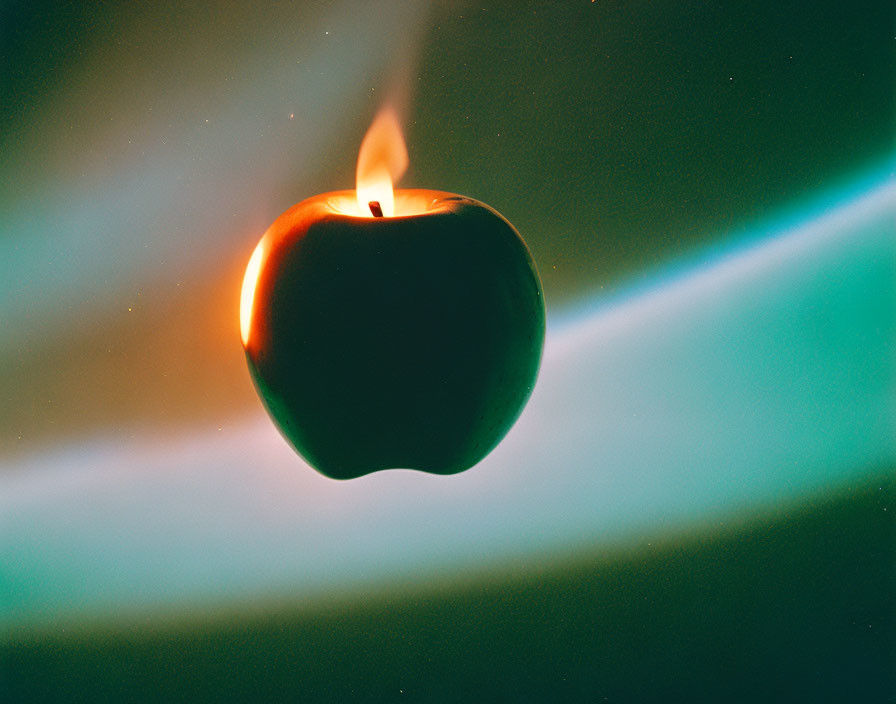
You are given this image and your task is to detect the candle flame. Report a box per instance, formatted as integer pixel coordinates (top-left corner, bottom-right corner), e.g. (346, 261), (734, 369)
(356, 107), (408, 217)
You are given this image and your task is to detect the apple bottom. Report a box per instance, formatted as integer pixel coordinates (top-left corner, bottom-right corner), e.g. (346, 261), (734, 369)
(244, 191), (544, 479)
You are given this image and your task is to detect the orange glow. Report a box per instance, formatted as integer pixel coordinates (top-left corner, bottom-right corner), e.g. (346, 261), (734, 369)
(240, 238), (265, 347)
(327, 191), (441, 219)
(355, 107), (408, 217)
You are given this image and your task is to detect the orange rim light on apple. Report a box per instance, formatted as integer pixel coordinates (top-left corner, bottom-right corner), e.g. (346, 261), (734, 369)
(240, 108), (545, 479)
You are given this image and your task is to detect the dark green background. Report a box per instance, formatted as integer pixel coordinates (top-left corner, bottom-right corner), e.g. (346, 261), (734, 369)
(407, 0), (893, 301)
(2, 1), (893, 701)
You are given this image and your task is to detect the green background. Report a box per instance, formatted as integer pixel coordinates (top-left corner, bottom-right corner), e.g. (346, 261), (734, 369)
(2, 1), (893, 700)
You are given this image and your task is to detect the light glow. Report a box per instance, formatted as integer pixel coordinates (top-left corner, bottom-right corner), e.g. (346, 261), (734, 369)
(240, 238), (265, 347)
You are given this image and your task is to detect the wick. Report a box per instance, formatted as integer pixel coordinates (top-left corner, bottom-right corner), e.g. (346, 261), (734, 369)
(368, 201), (384, 218)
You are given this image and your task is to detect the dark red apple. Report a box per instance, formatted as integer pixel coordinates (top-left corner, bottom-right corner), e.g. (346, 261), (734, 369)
(240, 189), (544, 479)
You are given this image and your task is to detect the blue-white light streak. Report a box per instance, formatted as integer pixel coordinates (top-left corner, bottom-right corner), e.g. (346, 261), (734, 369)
(1, 168), (893, 629)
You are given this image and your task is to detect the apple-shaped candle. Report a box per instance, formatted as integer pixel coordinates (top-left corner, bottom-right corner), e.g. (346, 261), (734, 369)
(240, 109), (544, 479)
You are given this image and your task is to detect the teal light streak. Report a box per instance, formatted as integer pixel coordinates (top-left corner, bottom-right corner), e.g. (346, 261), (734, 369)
(1, 165), (893, 628)
(550, 157), (896, 332)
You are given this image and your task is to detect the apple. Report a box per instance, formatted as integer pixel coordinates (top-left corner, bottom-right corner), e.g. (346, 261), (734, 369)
(241, 189), (544, 479)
